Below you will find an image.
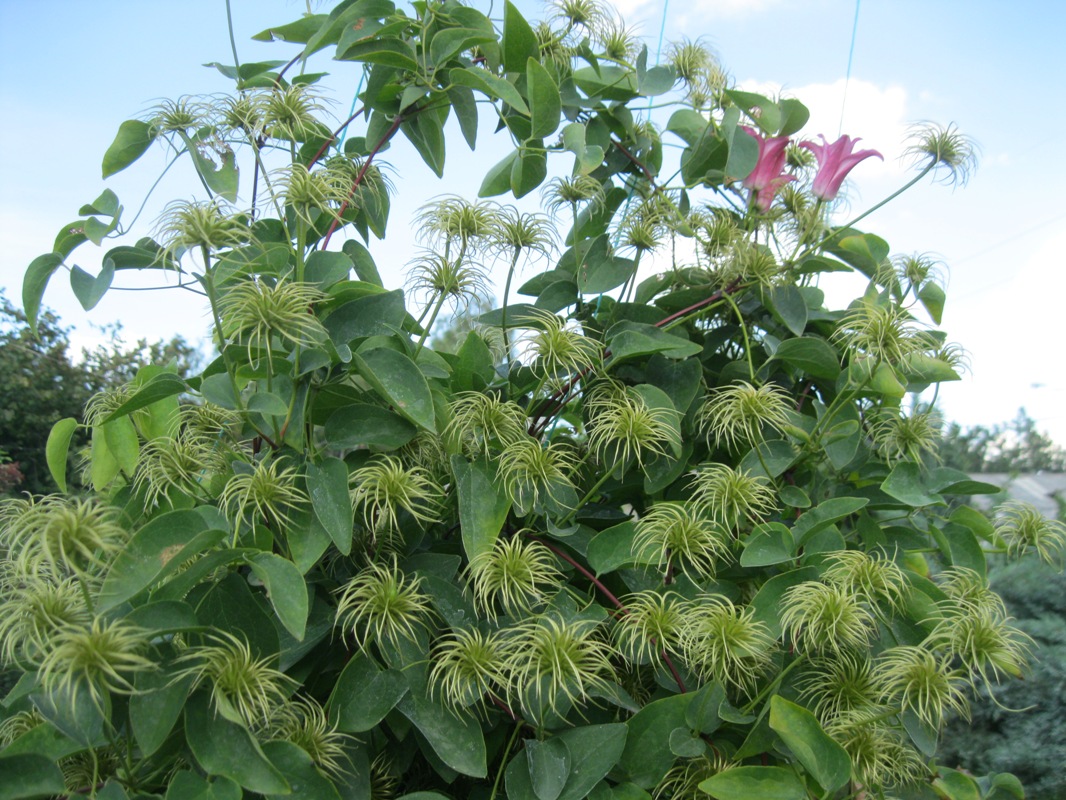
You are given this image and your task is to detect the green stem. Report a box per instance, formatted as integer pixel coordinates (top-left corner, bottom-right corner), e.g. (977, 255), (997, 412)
(560, 469), (615, 527)
(722, 292), (756, 381)
(489, 722), (525, 800)
(742, 654), (806, 714)
(224, 0), (242, 76)
(500, 247), (522, 343)
(415, 293), (448, 356)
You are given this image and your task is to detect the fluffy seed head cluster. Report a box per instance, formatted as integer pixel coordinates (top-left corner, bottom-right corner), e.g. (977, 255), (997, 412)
(698, 381), (792, 451)
(276, 163), (350, 226)
(904, 122), (979, 186)
(38, 617), (154, 710)
(519, 309), (602, 382)
(689, 464), (775, 531)
(655, 755), (735, 800)
(680, 596), (774, 693)
(615, 590), (687, 664)
(489, 206), (555, 259)
(503, 614), (616, 719)
(875, 646), (969, 729)
(408, 252), (490, 311)
(417, 196), (501, 254)
(218, 278), (328, 360)
(826, 712), (927, 790)
(429, 627), (508, 711)
(150, 96), (206, 132)
(135, 431), (226, 509)
(781, 582), (876, 656)
(833, 301), (936, 365)
(994, 501), (1066, 564)
(178, 631), (295, 728)
(543, 175), (605, 215)
(820, 550), (908, 612)
(272, 696), (353, 778)
(870, 408), (941, 463)
(156, 200), (250, 258)
(219, 458), (307, 536)
(349, 455), (443, 536)
(0, 576), (90, 665)
(497, 438), (578, 516)
(587, 382), (680, 472)
(797, 652), (883, 724)
(467, 535), (563, 618)
(335, 560), (434, 649)
(2, 497), (127, 579)
(263, 85), (325, 141)
(446, 392), (526, 457)
(633, 502), (731, 579)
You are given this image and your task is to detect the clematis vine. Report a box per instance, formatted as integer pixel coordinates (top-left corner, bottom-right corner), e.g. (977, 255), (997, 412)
(801, 134), (883, 201)
(741, 126), (795, 211)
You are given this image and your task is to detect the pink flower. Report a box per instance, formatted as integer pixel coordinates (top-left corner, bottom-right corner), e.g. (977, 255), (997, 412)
(800, 134), (883, 201)
(741, 126), (796, 211)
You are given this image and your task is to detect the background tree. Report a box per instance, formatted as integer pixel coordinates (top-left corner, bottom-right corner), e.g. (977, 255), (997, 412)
(0, 293), (199, 493)
(939, 408), (1066, 473)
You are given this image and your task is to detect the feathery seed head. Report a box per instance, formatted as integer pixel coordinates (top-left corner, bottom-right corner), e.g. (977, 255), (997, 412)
(781, 581), (877, 655)
(825, 712), (928, 791)
(543, 175), (605, 216)
(633, 502), (731, 580)
(689, 464), (775, 531)
(219, 458), (307, 536)
(587, 381), (680, 473)
(349, 455), (443, 536)
(797, 652), (883, 724)
(615, 590), (687, 664)
(335, 560), (434, 649)
(156, 200), (250, 258)
(904, 122), (978, 186)
(833, 300), (936, 365)
(467, 535), (563, 619)
(698, 381), (791, 452)
(429, 627), (508, 711)
(445, 393), (526, 457)
(519, 309), (603, 383)
(497, 438), (578, 517)
(178, 631), (295, 728)
(820, 549), (908, 611)
(218, 278), (328, 361)
(994, 501), (1066, 564)
(871, 408), (941, 464)
(680, 596), (774, 693)
(408, 251), (490, 310)
(263, 84), (325, 141)
(875, 645), (969, 729)
(273, 696), (354, 778)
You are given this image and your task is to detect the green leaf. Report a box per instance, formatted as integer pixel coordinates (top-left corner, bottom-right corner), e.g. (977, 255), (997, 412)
(587, 521), (647, 575)
(330, 653), (408, 732)
(164, 772), (241, 800)
(45, 417), (78, 493)
(253, 14), (330, 44)
(480, 150), (519, 197)
(554, 724), (627, 800)
(430, 27), (495, 66)
(70, 259), (115, 310)
(354, 347), (436, 432)
(102, 416), (140, 476)
(748, 567), (819, 639)
(777, 98), (810, 136)
(449, 68), (529, 114)
(262, 740), (343, 800)
(768, 696), (850, 792)
(764, 285), (807, 336)
(305, 250), (352, 287)
(185, 693), (290, 794)
(103, 372), (187, 423)
(932, 767), (982, 800)
(89, 423), (120, 491)
(324, 404), (417, 450)
(791, 497), (868, 547)
(741, 523), (795, 567)
(447, 85), (479, 149)
(607, 322), (702, 364)
(0, 754), (67, 800)
(882, 462), (941, 508)
(502, 0), (538, 72)
(131, 665), (195, 757)
(620, 693), (692, 788)
(527, 58), (561, 139)
(511, 145), (548, 199)
(22, 253), (63, 337)
(402, 111), (446, 177)
(325, 289), (407, 343)
(306, 457), (353, 553)
(918, 281), (946, 324)
(247, 553), (309, 641)
(185, 129), (239, 202)
(398, 685), (487, 778)
(102, 119), (157, 178)
(771, 337), (840, 380)
(453, 456), (512, 561)
(247, 392), (288, 417)
(98, 511), (221, 611)
(525, 737), (570, 800)
(698, 767), (805, 800)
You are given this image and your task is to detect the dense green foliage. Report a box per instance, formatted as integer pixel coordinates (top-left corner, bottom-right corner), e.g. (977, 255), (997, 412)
(2, 2), (1064, 800)
(0, 295), (198, 494)
(940, 560), (1066, 800)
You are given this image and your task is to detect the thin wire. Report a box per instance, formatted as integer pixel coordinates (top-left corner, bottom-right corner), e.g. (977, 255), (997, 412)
(837, 0), (861, 137)
(337, 71), (368, 150)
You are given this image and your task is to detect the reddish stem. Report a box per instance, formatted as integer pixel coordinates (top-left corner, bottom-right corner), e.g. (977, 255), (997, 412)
(529, 534), (687, 693)
(308, 105), (367, 168)
(321, 113), (405, 249)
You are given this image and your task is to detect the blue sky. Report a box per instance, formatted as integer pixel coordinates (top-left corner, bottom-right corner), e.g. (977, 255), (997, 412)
(1, 0), (1064, 441)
